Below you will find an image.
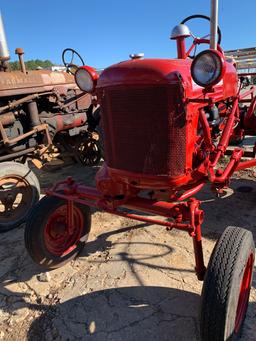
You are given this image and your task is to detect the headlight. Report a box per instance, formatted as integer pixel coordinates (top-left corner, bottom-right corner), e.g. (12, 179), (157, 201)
(75, 66), (98, 93)
(191, 49), (225, 87)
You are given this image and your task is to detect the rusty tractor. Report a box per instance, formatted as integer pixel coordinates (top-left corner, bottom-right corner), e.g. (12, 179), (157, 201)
(25, 2), (255, 340)
(0, 15), (101, 232)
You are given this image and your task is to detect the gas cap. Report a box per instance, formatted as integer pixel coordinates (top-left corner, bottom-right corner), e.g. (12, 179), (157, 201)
(129, 53), (144, 60)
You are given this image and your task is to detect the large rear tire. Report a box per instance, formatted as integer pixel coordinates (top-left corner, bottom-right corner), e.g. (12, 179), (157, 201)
(0, 162), (40, 232)
(25, 196), (91, 269)
(200, 226), (255, 341)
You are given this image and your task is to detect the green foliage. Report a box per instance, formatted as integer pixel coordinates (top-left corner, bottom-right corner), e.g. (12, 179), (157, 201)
(9, 59), (54, 70)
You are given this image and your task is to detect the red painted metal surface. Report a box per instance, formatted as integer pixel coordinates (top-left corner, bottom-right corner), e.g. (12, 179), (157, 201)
(176, 38), (187, 59)
(44, 204), (84, 256)
(96, 44), (238, 196)
(46, 175), (207, 280)
(53, 112), (87, 132)
(235, 253), (254, 333)
(236, 158), (256, 171)
(41, 18), (256, 287)
(78, 65), (99, 81)
(75, 65), (99, 94)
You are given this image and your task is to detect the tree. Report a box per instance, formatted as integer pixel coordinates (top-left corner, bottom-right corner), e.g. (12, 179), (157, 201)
(9, 59), (54, 71)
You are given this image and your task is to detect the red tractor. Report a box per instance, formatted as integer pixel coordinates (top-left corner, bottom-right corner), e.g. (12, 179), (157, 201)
(25, 9), (255, 341)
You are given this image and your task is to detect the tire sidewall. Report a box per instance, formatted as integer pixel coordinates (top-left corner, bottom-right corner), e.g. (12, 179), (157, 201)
(200, 227), (255, 341)
(0, 162), (40, 231)
(225, 235), (255, 340)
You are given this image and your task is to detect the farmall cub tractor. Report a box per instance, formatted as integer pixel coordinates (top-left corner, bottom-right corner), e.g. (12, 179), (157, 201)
(25, 12), (255, 341)
(0, 13), (102, 232)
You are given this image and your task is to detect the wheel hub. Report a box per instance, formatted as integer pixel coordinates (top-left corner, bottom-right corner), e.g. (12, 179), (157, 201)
(0, 176), (32, 223)
(44, 204), (84, 256)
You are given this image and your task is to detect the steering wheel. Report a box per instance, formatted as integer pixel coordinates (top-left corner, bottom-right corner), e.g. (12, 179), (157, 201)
(180, 14), (222, 58)
(62, 48), (85, 75)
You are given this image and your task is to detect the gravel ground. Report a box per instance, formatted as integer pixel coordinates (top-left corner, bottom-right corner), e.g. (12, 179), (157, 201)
(0, 161), (255, 341)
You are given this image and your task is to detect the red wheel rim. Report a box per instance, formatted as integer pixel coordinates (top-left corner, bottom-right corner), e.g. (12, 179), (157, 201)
(234, 252), (254, 333)
(44, 204), (84, 257)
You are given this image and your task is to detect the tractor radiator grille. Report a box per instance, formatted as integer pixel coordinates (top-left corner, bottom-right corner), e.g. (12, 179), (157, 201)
(101, 85), (186, 177)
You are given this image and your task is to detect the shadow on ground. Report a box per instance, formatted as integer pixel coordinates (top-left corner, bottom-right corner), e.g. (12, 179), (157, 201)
(24, 173), (256, 340)
(0, 223), (182, 318)
(27, 286), (201, 341)
(1, 166), (256, 340)
(26, 286), (256, 341)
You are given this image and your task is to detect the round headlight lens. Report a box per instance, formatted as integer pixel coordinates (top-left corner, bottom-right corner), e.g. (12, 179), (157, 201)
(191, 50), (224, 87)
(75, 68), (94, 92)
(75, 67), (96, 92)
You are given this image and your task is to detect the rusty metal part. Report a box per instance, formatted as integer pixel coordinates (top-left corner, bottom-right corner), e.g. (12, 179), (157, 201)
(0, 120), (52, 146)
(0, 112), (15, 125)
(36, 144), (52, 156)
(61, 92), (90, 109)
(0, 175), (32, 223)
(30, 158), (43, 169)
(40, 112), (87, 134)
(0, 93), (40, 113)
(27, 101), (40, 126)
(0, 88), (86, 116)
(0, 147), (35, 162)
(0, 69), (77, 97)
(0, 142), (51, 162)
(76, 91), (92, 110)
(15, 47), (26, 73)
(0, 91), (59, 114)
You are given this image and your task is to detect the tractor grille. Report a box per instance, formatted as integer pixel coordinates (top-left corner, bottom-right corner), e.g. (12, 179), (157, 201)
(101, 85), (186, 177)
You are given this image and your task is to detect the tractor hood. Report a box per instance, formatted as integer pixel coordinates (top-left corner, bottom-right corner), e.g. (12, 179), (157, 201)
(97, 58), (192, 88)
(97, 57), (238, 101)
(0, 70), (77, 97)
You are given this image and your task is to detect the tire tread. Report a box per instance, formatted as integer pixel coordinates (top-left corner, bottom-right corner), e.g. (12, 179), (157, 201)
(200, 226), (254, 341)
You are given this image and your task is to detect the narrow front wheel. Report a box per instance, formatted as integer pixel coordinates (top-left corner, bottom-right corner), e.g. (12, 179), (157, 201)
(25, 196), (91, 269)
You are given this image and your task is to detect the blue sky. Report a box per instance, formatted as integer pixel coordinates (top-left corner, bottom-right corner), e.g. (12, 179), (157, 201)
(1, 1), (255, 68)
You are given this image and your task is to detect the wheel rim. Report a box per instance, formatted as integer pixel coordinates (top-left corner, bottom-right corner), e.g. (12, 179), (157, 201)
(44, 204), (84, 256)
(234, 252), (254, 333)
(78, 139), (101, 166)
(0, 175), (33, 224)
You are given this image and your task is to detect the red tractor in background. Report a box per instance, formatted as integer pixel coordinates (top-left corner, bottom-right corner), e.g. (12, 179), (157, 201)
(25, 5), (255, 341)
(0, 12), (102, 233)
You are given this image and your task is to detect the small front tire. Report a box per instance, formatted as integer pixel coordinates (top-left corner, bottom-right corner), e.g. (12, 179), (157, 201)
(25, 196), (91, 269)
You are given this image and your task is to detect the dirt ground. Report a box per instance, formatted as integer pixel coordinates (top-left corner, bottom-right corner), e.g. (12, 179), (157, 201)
(0, 160), (255, 341)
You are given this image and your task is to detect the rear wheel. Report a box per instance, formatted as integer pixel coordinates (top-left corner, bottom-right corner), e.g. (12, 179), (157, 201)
(77, 137), (102, 166)
(25, 196), (91, 269)
(200, 226), (255, 340)
(0, 162), (40, 232)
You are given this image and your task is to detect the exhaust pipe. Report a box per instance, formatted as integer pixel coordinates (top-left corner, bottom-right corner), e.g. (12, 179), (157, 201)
(0, 12), (10, 62)
(210, 0), (219, 50)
